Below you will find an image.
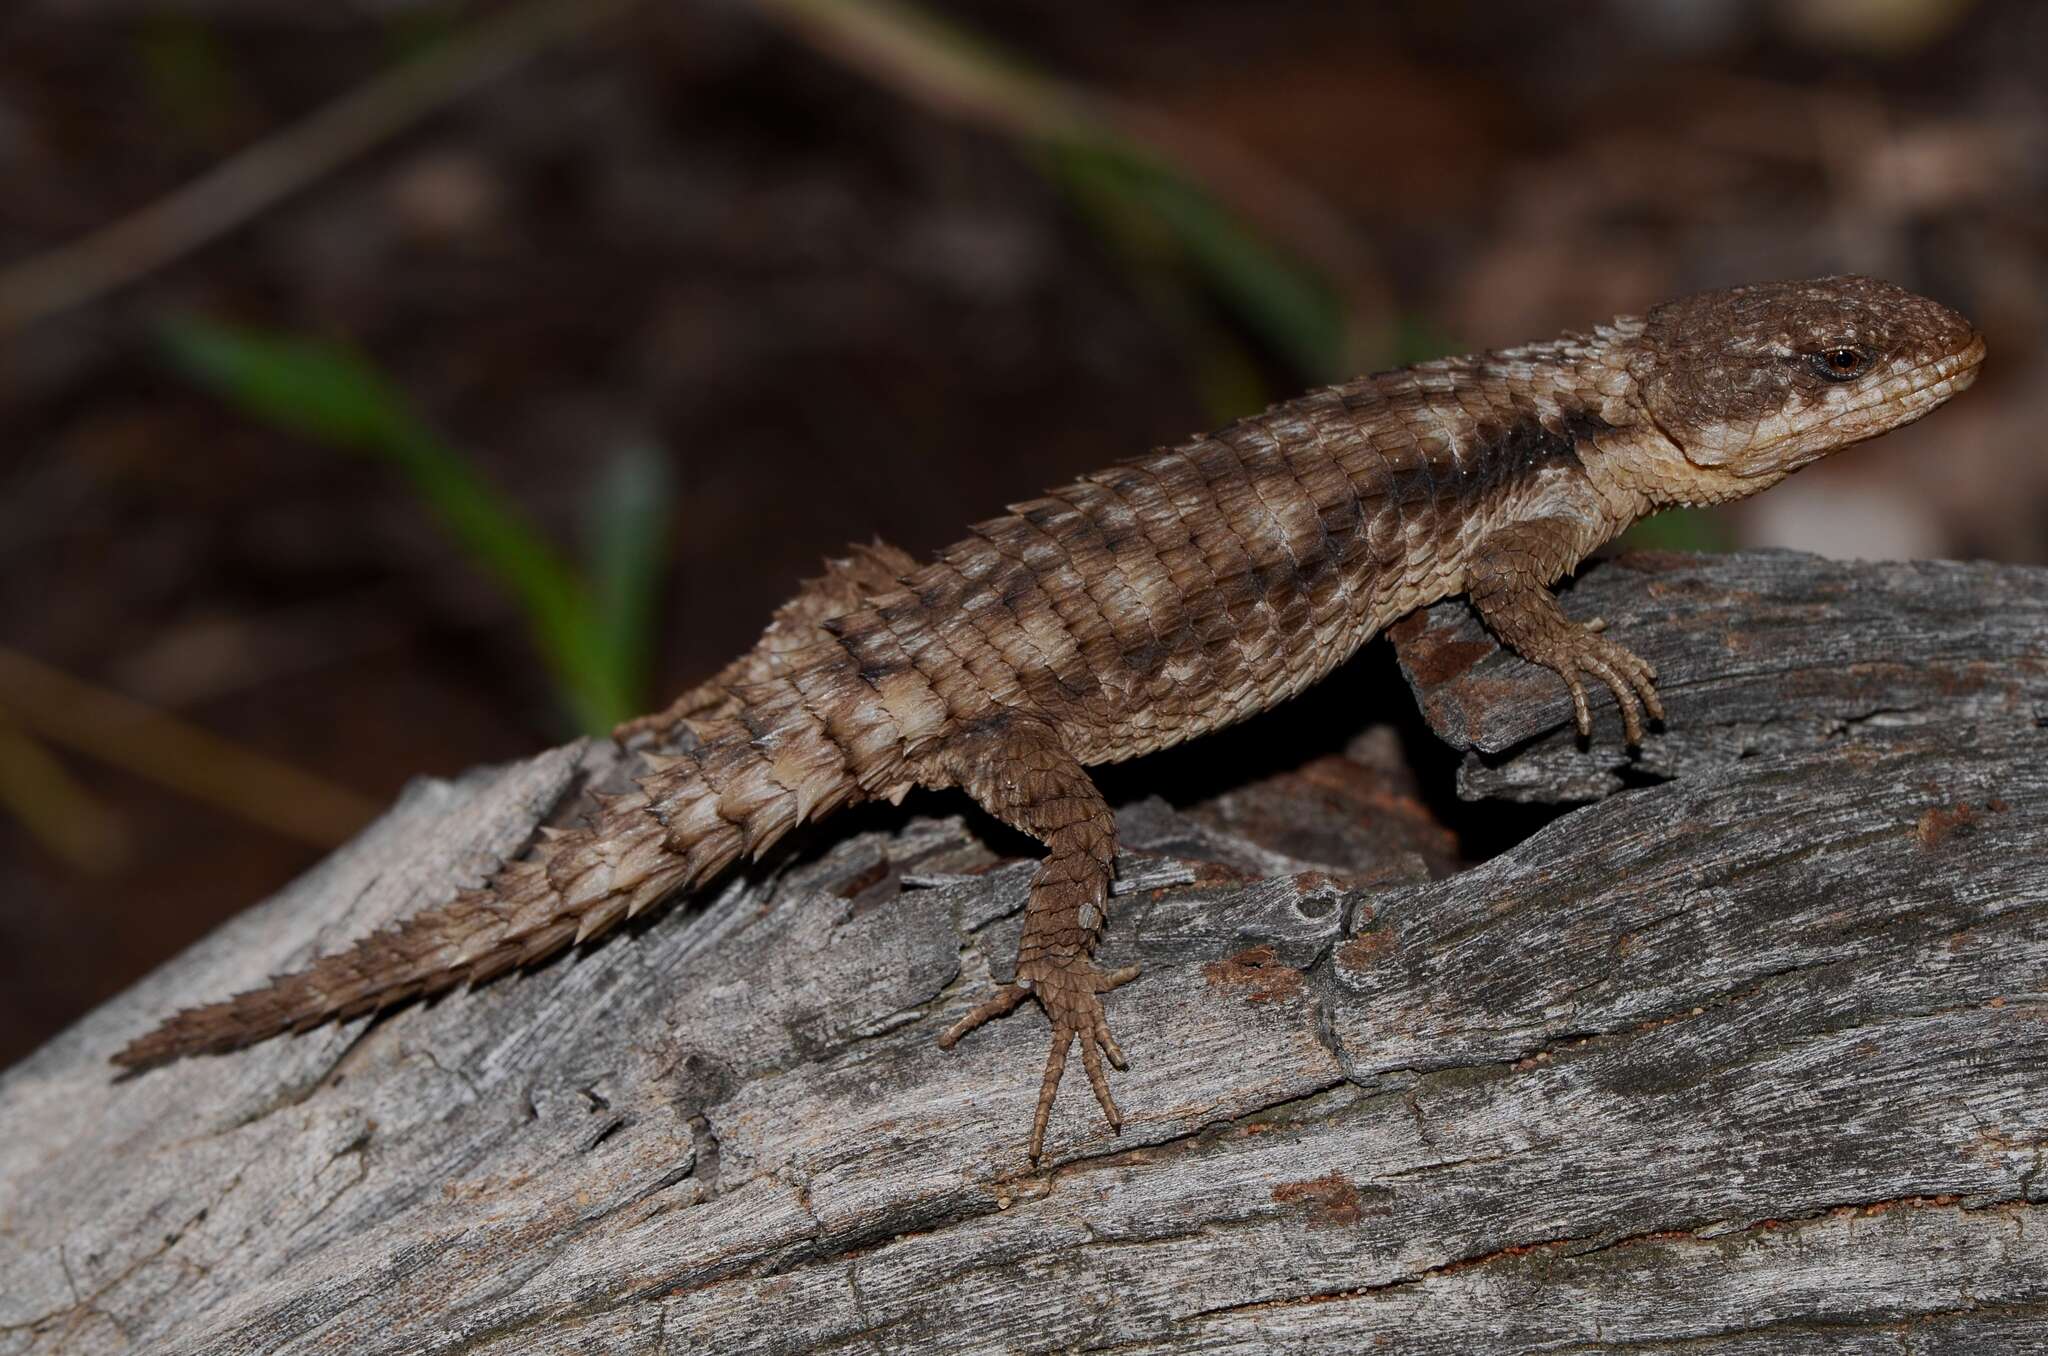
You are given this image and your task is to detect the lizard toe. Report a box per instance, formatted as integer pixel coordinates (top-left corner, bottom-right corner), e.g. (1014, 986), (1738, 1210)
(937, 981), (1032, 1050)
(1078, 1029), (1122, 1134)
(1583, 654), (1646, 745)
(1029, 1023), (1075, 1163)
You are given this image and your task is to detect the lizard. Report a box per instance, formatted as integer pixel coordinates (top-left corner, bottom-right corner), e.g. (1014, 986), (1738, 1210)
(116, 275), (1985, 1162)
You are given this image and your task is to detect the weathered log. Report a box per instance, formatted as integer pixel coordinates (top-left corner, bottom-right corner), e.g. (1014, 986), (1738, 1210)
(2, 550), (2044, 1355)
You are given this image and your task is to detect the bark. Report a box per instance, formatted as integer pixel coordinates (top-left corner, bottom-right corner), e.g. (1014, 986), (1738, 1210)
(2, 549), (2044, 1355)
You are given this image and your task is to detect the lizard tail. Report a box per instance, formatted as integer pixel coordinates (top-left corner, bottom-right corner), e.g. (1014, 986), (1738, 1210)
(113, 639), (916, 1070)
(612, 540), (919, 740)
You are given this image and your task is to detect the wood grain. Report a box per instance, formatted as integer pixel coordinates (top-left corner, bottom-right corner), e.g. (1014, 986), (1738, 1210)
(2, 551), (2043, 1354)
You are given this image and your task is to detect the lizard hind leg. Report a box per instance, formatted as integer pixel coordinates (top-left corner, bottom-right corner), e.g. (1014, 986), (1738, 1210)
(931, 715), (1141, 1163)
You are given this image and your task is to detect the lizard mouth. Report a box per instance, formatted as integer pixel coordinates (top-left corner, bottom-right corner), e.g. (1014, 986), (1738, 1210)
(1867, 330), (1986, 408)
(1949, 332), (1989, 391)
(1881, 329), (1987, 417)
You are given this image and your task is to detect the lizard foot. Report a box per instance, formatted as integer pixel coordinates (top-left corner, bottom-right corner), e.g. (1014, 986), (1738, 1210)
(1528, 621), (1665, 745)
(939, 959), (1143, 1162)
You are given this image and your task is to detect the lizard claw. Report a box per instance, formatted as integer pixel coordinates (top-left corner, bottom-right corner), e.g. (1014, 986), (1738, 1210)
(940, 959), (1141, 1162)
(1539, 623), (1663, 745)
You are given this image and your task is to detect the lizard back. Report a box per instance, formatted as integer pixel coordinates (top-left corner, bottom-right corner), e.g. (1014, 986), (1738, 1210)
(852, 329), (1634, 764)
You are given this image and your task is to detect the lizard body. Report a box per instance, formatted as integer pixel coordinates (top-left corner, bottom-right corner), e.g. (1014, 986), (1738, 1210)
(118, 276), (1983, 1160)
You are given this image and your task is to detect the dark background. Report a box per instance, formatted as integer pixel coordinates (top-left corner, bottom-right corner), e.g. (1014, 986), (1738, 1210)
(2, 0), (2041, 1069)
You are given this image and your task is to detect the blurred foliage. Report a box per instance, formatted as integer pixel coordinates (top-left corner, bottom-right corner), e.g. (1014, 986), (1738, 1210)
(769, 0), (1366, 406)
(383, 2), (468, 61)
(161, 318), (670, 734)
(0, 708), (129, 874)
(1777, 0), (1979, 54)
(1044, 137), (1347, 384)
(1382, 313), (1465, 370)
(133, 15), (241, 148)
(582, 442), (675, 726)
(1616, 508), (1738, 554)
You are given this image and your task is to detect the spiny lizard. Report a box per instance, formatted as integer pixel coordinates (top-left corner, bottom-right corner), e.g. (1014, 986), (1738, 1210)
(118, 275), (1984, 1161)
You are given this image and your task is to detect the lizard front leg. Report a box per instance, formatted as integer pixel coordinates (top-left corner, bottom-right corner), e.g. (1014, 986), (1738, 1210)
(931, 715), (1140, 1162)
(1467, 519), (1665, 744)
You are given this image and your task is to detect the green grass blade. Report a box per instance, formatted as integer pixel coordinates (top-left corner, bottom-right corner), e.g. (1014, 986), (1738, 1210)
(762, 0), (1354, 382)
(1048, 139), (1345, 382)
(582, 442), (675, 721)
(161, 316), (628, 732)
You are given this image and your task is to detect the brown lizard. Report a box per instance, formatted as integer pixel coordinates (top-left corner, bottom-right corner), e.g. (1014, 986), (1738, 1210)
(116, 275), (1984, 1161)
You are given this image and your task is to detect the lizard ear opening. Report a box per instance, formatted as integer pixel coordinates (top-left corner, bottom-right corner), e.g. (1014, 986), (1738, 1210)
(1625, 341), (1759, 470)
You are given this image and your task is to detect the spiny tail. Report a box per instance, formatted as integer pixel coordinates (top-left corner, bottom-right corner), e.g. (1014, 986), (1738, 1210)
(114, 640), (915, 1070)
(613, 540), (918, 741)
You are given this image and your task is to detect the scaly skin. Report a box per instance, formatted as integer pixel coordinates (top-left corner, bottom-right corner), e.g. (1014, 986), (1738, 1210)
(117, 276), (1984, 1162)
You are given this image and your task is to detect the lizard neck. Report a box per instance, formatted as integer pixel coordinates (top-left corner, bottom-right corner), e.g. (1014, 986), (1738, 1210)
(1579, 378), (1793, 517)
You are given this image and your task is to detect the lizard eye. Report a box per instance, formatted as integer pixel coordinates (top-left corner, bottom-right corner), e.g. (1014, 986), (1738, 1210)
(1808, 347), (1869, 382)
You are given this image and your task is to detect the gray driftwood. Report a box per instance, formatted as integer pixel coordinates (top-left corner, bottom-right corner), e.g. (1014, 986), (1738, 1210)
(2, 549), (2045, 1355)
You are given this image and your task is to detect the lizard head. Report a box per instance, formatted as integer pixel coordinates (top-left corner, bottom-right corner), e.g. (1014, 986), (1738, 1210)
(1628, 275), (1984, 487)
